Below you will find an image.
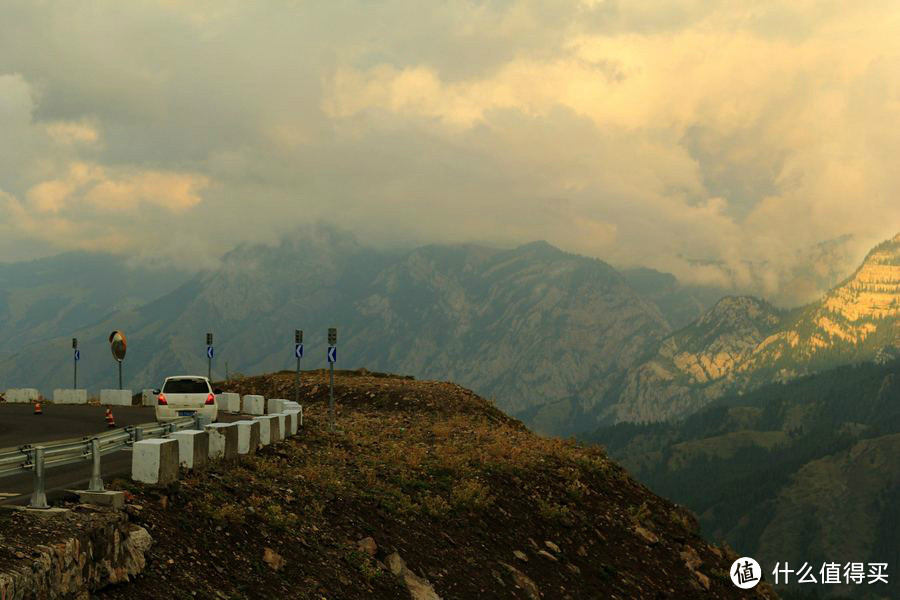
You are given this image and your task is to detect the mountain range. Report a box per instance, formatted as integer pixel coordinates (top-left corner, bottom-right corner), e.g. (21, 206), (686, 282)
(1, 227), (899, 438)
(0, 227), (711, 435)
(607, 234), (900, 424)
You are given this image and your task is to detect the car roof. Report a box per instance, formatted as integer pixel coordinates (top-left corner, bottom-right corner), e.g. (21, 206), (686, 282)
(164, 375), (210, 381)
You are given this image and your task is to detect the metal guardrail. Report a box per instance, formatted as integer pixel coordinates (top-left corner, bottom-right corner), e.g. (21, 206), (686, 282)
(0, 416), (200, 508)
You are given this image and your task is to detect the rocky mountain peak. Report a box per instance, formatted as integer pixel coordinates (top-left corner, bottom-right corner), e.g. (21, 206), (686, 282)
(696, 296), (780, 329)
(821, 234), (900, 323)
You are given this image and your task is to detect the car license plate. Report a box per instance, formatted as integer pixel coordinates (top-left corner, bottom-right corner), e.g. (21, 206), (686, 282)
(178, 411), (194, 416)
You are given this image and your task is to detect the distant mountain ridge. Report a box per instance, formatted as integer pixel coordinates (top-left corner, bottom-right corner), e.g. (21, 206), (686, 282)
(0, 252), (189, 352)
(4, 228), (896, 435)
(0, 228), (711, 434)
(608, 233), (900, 423)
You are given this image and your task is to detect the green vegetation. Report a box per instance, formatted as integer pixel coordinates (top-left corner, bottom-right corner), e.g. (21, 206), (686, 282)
(586, 358), (900, 598)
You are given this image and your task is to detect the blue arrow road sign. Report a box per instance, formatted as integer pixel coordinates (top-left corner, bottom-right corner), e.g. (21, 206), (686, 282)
(327, 346), (336, 363)
(207, 345), (214, 359)
(295, 343), (304, 359)
(74, 349), (80, 361)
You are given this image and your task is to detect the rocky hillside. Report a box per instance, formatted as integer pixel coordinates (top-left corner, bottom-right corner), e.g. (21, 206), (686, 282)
(589, 360), (900, 599)
(96, 370), (776, 599)
(610, 233), (900, 423)
(607, 296), (785, 422)
(747, 233), (900, 370)
(0, 227), (676, 436)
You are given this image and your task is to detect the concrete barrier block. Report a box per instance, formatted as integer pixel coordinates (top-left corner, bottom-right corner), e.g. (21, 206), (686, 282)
(273, 413), (286, 440)
(282, 412), (295, 437)
(205, 423), (238, 461)
(284, 410), (300, 436)
(141, 389), (158, 407)
(281, 402), (303, 422)
(170, 430), (209, 470)
(218, 392), (241, 413)
(234, 420), (261, 455)
(4, 388), (39, 403)
(132, 439), (179, 485)
(242, 394), (264, 415)
(252, 415), (280, 445)
(53, 389), (88, 404)
(77, 490), (125, 509)
(100, 389), (133, 406)
(267, 398), (286, 414)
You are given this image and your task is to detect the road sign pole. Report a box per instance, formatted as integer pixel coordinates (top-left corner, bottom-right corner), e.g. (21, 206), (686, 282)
(207, 333), (213, 381)
(294, 329), (303, 405)
(327, 327), (337, 432)
(329, 362), (335, 432)
(118, 360), (123, 390)
(72, 338), (78, 389)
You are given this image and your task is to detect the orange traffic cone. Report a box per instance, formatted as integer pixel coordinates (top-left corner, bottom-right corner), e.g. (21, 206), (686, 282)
(105, 407), (116, 428)
(33, 401), (42, 415)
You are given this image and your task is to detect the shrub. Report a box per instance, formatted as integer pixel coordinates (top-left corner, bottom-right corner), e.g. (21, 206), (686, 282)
(451, 479), (494, 511)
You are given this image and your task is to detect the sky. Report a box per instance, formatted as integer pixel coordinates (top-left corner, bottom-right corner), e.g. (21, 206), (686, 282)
(1, 0), (899, 305)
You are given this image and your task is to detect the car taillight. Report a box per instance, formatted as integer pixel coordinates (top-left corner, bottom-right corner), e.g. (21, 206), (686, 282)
(206, 393), (215, 405)
(157, 393), (167, 405)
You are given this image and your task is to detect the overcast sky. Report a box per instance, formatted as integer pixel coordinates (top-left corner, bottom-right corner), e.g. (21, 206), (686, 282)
(1, 1), (898, 304)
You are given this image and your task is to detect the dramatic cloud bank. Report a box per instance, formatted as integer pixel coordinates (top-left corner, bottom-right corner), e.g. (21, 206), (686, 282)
(1, 1), (899, 303)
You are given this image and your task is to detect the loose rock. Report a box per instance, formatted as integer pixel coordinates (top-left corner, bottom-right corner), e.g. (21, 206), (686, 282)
(357, 537), (378, 557)
(263, 548), (285, 572)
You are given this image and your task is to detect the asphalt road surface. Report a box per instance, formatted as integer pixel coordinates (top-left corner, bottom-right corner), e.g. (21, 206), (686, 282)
(0, 403), (157, 506)
(0, 403), (245, 506)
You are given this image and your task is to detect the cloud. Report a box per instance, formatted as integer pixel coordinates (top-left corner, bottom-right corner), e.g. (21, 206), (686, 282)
(0, 1), (898, 304)
(45, 119), (100, 145)
(0, 73), (209, 259)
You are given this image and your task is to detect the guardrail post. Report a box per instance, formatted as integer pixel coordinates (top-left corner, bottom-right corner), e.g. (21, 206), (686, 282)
(29, 446), (48, 509)
(193, 414), (202, 431)
(88, 438), (104, 492)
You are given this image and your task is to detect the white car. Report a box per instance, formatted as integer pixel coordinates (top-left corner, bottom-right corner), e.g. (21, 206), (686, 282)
(154, 375), (219, 423)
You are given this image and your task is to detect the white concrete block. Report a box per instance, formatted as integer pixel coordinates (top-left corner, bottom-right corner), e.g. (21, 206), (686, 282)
(205, 423), (238, 461)
(53, 389), (88, 404)
(242, 394), (265, 415)
(233, 420), (261, 455)
(283, 412), (296, 437)
(282, 400), (301, 412)
(267, 398), (286, 414)
(218, 392), (241, 413)
(270, 413), (286, 440)
(4, 388), (39, 403)
(100, 389), (133, 406)
(141, 389), (158, 407)
(170, 430), (209, 470)
(284, 409), (300, 436)
(132, 439), (179, 484)
(252, 415), (280, 445)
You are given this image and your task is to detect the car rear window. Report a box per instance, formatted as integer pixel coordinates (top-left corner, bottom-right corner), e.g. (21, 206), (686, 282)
(163, 379), (210, 394)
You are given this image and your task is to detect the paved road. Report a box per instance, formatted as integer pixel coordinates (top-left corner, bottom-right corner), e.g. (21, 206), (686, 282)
(0, 404), (245, 506)
(0, 404), (158, 506)
(0, 403), (157, 448)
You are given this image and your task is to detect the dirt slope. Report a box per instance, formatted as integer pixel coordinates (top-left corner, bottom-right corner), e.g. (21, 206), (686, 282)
(98, 369), (777, 599)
